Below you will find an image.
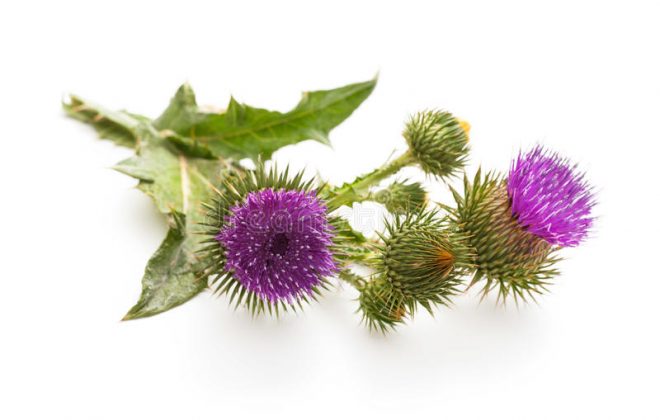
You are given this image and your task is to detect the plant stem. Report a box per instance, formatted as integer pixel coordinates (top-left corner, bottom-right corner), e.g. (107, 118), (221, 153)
(340, 241), (381, 265)
(326, 150), (414, 210)
(337, 270), (367, 290)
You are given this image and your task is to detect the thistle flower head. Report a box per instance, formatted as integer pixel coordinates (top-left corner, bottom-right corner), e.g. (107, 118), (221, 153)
(447, 170), (559, 303)
(507, 146), (595, 247)
(202, 163), (339, 312)
(217, 188), (337, 303)
(403, 110), (470, 179)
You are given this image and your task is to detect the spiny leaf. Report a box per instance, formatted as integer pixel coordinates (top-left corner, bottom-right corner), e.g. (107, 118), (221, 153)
(123, 213), (206, 320)
(153, 83), (199, 134)
(65, 97), (238, 319)
(113, 125), (227, 215)
(63, 95), (145, 148)
(157, 78), (377, 160)
(113, 127), (237, 319)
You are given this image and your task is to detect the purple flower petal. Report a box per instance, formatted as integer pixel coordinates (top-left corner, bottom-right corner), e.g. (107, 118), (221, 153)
(507, 146), (595, 247)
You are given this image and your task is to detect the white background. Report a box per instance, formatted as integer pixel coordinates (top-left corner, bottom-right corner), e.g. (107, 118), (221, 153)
(1, 1), (659, 419)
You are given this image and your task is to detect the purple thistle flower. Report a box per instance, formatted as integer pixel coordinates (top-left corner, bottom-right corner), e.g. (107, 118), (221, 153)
(217, 188), (338, 303)
(507, 146), (595, 247)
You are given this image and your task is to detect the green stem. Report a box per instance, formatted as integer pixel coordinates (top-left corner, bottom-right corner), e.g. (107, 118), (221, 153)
(340, 243), (380, 265)
(337, 269), (367, 290)
(326, 150), (414, 210)
(344, 250), (379, 264)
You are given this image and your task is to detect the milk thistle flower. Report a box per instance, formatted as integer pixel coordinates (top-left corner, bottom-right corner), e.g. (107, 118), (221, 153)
(201, 163), (340, 313)
(447, 147), (595, 302)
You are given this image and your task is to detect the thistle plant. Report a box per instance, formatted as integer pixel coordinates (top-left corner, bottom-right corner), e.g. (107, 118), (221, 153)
(65, 77), (596, 334)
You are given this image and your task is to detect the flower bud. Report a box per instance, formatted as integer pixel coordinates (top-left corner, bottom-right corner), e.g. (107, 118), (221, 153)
(372, 181), (427, 215)
(378, 211), (473, 309)
(403, 110), (470, 179)
(358, 277), (407, 333)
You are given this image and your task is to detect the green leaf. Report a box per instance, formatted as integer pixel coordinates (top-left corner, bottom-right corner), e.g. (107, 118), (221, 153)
(66, 98), (237, 319)
(66, 77), (375, 320)
(153, 83), (199, 134)
(123, 213), (207, 320)
(113, 126), (236, 319)
(63, 95), (145, 148)
(155, 78), (377, 160)
(113, 126), (227, 215)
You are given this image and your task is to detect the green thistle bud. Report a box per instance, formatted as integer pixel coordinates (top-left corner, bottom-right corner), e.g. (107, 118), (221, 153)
(358, 276), (407, 333)
(372, 181), (428, 215)
(446, 170), (560, 303)
(326, 110), (470, 210)
(377, 210), (473, 311)
(403, 110), (470, 179)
